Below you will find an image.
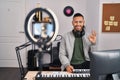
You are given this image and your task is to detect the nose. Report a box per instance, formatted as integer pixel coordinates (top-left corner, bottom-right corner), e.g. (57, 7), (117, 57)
(76, 21), (80, 25)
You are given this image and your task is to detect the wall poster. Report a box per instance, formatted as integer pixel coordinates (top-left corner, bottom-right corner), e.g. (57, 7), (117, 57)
(102, 3), (120, 32)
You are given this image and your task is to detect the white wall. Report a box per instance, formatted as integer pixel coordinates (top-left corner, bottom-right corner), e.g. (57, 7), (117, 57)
(0, 0), (26, 67)
(86, 0), (99, 50)
(98, 0), (120, 50)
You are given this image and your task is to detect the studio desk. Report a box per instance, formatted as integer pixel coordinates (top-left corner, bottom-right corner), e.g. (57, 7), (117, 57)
(24, 69), (90, 80)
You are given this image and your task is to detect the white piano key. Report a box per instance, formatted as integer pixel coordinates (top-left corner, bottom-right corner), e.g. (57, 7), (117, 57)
(67, 74), (71, 77)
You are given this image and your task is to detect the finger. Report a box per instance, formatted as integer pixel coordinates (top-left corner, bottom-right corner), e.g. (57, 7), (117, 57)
(92, 30), (96, 36)
(67, 68), (73, 73)
(66, 65), (74, 73)
(69, 66), (74, 72)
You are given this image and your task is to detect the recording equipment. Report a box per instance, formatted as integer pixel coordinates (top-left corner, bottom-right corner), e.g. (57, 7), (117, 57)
(24, 8), (59, 47)
(35, 69), (90, 80)
(32, 22), (42, 39)
(16, 7), (59, 80)
(32, 22), (54, 40)
(27, 49), (40, 71)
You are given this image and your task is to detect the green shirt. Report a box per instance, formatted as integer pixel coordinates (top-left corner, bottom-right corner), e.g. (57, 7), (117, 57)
(70, 37), (85, 64)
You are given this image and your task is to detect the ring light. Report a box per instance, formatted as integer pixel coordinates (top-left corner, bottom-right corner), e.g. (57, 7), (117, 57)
(24, 8), (59, 47)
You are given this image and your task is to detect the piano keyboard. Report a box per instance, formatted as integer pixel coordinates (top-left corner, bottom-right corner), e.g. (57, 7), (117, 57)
(35, 69), (90, 80)
(73, 69), (90, 73)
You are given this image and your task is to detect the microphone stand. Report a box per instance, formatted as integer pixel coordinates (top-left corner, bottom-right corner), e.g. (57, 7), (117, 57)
(15, 41), (32, 80)
(16, 41), (45, 80)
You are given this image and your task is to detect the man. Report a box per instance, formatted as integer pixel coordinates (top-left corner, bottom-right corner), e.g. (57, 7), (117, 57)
(59, 13), (96, 73)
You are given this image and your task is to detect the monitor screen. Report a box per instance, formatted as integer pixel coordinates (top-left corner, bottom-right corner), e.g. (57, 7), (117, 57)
(90, 50), (120, 80)
(32, 22), (42, 38)
(46, 23), (54, 37)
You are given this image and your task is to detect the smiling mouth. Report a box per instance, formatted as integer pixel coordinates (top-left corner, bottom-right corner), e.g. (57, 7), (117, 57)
(76, 26), (81, 29)
(75, 26), (82, 30)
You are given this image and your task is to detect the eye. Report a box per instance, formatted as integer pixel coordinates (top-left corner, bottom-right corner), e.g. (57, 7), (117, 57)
(79, 21), (83, 23)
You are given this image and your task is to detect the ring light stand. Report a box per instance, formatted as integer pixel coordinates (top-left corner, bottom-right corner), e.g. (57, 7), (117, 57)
(15, 7), (59, 80)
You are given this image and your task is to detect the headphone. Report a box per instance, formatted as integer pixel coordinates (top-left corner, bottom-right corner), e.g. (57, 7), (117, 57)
(72, 29), (85, 38)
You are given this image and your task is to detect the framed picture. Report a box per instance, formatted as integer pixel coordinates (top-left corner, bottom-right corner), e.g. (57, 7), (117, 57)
(102, 3), (120, 32)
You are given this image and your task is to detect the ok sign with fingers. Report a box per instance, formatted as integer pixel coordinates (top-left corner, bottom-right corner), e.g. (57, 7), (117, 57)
(88, 30), (96, 44)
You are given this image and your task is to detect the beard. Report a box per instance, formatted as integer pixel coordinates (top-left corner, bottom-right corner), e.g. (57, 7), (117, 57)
(74, 25), (84, 31)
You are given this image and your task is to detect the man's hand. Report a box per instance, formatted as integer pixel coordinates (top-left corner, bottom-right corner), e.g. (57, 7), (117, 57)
(88, 30), (96, 44)
(66, 65), (74, 73)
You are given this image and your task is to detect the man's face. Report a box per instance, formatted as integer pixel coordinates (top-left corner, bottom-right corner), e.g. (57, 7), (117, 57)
(72, 16), (85, 31)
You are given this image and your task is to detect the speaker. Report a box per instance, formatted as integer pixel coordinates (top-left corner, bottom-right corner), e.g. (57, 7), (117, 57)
(27, 49), (38, 70)
(50, 42), (61, 67)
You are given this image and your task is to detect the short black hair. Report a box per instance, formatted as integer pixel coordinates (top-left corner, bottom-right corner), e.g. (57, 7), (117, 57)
(73, 13), (84, 19)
